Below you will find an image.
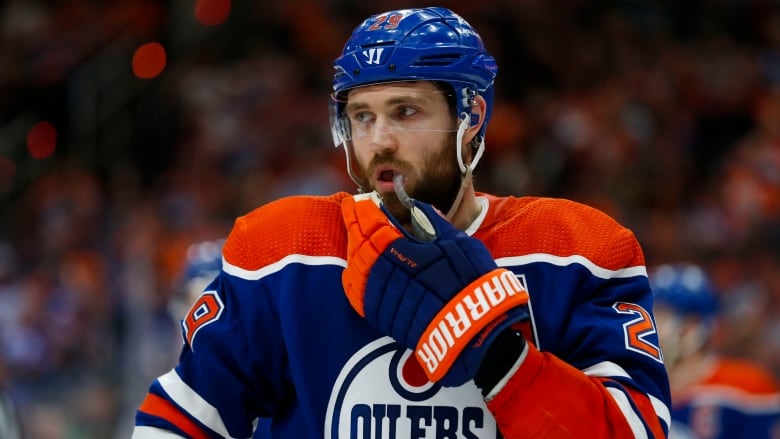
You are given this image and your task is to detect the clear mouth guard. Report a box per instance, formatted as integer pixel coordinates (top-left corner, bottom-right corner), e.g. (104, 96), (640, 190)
(393, 174), (436, 242)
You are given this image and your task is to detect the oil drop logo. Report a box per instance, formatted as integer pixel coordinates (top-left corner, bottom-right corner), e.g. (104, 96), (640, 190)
(325, 337), (500, 439)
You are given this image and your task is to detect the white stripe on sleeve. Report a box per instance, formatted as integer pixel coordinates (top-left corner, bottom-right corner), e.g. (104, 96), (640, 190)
(131, 426), (187, 439)
(158, 369), (252, 439)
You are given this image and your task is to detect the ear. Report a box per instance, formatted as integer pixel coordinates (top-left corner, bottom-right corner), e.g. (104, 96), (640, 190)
(463, 95), (487, 145)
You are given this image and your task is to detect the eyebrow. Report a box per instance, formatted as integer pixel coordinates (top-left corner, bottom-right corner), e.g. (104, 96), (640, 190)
(345, 94), (434, 114)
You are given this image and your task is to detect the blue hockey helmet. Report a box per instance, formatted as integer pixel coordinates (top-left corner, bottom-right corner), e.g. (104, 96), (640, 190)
(331, 7), (498, 151)
(169, 238), (225, 319)
(180, 239), (225, 301)
(183, 239), (224, 281)
(649, 264), (719, 322)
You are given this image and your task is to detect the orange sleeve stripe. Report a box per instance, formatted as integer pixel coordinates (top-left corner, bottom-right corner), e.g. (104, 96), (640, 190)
(138, 393), (211, 439)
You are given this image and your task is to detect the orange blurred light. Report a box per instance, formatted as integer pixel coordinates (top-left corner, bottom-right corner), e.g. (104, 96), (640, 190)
(132, 42), (167, 79)
(27, 121), (57, 159)
(195, 0), (231, 26)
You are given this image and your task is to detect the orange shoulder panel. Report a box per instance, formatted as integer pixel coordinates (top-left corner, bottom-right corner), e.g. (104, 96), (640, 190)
(223, 192), (351, 271)
(704, 357), (780, 395)
(476, 194), (645, 270)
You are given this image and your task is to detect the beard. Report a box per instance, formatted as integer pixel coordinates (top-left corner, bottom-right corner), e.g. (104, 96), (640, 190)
(364, 133), (463, 226)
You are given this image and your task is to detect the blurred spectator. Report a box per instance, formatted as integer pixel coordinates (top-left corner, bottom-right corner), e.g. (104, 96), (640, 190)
(0, 242), (23, 439)
(0, 387), (22, 439)
(650, 263), (780, 439)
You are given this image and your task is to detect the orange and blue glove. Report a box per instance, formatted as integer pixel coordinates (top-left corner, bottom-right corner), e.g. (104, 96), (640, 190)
(341, 192), (530, 387)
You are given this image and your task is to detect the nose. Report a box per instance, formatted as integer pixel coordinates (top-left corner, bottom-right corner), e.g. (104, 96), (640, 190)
(366, 117), (398, 154)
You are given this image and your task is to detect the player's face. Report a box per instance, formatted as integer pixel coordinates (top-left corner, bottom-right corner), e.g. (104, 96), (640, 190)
(345, 81), (462, 223)
(654, 306), (683, 366)
(654, 306), (709, 368)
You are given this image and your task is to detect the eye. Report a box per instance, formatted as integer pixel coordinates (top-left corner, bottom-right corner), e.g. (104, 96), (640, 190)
(396, 105), (418, 118)
(350, 111), (374, 124)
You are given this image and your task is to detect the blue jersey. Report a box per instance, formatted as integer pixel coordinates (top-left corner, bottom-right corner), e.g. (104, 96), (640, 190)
(133, 192), (671, 438)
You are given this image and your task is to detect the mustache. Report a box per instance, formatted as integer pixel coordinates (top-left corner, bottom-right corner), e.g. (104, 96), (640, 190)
(366, 154), (413, 177)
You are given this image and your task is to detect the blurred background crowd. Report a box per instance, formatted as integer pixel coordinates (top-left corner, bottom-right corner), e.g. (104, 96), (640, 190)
(1, 0), (780, 437)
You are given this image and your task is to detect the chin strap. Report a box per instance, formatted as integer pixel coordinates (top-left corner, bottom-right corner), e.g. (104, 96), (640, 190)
(342, 141), (368, 194)
(446, 114), (485, 220)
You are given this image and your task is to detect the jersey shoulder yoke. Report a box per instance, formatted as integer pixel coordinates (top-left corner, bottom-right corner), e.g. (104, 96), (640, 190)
(224, 192), (350, 270)
(479, 195), (644, 270)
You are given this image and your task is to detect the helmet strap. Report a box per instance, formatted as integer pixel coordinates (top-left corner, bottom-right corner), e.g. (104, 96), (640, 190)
(446, 114), (484, 219)
(342, 141), (368, 193)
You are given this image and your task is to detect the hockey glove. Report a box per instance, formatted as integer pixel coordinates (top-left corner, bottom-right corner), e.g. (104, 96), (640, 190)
(341, 192), (530, 387)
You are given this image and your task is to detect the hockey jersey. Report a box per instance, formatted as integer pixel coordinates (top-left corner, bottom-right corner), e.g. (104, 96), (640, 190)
(668, 356), (780, 438)
(133, 192), (671, 438)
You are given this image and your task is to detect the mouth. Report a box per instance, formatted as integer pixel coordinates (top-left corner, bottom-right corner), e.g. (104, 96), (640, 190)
(373, 166), (401, 192)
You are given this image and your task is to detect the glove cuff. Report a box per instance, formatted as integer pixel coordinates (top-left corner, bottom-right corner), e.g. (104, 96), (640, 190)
(474, 329), (527, 397)
(415, 268), (529, 382)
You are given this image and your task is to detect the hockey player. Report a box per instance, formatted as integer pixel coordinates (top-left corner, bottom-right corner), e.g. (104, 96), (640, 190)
(133, 7), (671, 438)
(650, 263), (780, 438)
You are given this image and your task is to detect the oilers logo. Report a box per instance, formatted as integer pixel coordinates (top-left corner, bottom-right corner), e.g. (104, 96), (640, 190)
(325, 337), (501, 439)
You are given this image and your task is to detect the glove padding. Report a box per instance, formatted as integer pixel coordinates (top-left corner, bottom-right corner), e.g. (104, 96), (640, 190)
(341, 192), (530, 386)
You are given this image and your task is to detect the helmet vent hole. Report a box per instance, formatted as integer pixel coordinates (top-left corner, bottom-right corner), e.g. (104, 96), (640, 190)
(360, 41), (397, 49)
(414, 53), (464, 66)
